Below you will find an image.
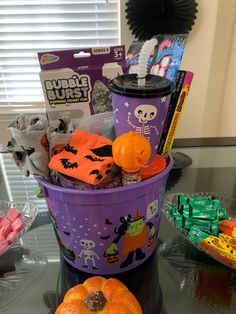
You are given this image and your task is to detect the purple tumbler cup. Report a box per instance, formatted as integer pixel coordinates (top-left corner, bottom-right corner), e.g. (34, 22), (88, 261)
(109, 74), (174, 162)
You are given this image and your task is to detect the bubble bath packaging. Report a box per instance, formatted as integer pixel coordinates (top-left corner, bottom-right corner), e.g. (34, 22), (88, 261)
(38, 46), (128, 124)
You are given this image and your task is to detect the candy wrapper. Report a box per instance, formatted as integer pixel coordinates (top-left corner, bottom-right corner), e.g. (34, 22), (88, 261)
(127, 34), (188, 83)
(7, 114), (50, 179)
(38, 46), (128, 124)
(163, 192), (236, 271)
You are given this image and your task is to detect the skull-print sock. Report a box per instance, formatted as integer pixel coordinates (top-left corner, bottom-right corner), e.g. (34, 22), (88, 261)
(47, 116), (74, 158)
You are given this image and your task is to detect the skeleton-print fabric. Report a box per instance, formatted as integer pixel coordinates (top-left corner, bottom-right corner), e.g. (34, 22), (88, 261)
(8, 114), (50, 179)
(47, 115), (74, 158)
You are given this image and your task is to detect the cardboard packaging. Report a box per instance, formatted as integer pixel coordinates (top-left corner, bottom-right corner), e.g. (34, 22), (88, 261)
(38, 46), (128, 124)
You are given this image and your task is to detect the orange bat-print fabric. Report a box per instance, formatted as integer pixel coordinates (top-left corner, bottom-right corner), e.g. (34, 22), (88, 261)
(49, 130), (113, 185)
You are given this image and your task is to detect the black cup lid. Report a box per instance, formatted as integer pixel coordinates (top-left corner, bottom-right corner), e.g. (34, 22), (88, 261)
(109, 74), (175, 98)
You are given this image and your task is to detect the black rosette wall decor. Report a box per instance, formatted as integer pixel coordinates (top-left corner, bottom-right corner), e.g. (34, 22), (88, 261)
(126, 0), (198, 40)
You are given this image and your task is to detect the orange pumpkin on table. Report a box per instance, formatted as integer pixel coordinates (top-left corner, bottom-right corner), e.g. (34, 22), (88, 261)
(56, 276), (143, 314)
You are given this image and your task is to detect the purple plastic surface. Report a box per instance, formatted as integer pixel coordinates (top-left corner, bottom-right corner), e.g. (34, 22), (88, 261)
(58, 173), (121, 190)
(112, 93), (171, 162)
(36, 156), (173, 275)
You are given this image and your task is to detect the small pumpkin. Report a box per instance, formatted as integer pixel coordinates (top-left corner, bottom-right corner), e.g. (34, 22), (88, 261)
(51, 144), (65, 156)
(56, 276), (143, 314)
(103, 251), (120, 265)
(112, 131), (151, 173)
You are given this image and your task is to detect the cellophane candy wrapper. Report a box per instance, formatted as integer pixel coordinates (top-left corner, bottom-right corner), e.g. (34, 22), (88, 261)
(38, 46), (128, 125)
(75, 112), (115, 141)
(127, 34), (188, 83)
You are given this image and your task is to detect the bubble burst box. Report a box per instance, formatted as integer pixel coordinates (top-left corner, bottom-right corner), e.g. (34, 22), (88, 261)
(38, 46), (128, 124)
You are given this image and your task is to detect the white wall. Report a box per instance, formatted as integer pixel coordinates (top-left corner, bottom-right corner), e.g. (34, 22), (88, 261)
(201, 0), (236, 137)
(219, 9), (236, 136)
(120, 0), (236, 138)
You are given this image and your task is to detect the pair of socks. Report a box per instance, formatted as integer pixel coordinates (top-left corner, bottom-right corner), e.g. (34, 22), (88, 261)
(49, 130), (113, 185)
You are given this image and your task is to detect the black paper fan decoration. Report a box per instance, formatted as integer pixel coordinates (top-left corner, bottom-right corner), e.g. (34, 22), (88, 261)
(126, 0), (198, 40)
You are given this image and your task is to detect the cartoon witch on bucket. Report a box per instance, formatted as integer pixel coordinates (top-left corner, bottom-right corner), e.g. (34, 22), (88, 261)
(104, 210), (156, 268)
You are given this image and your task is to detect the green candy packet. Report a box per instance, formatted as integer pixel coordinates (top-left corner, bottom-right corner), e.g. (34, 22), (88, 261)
(174, 213), (183, 229)
(187, 226), (209, 245)
(167, 194), (227, 237)
(168, 204), (178, 218)
(190, 205), (217, 220)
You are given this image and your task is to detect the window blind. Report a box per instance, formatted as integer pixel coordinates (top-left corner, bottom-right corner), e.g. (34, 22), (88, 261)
(0, 0), (119, 110)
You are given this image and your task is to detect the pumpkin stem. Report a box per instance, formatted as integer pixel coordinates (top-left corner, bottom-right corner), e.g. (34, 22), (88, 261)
(85, 290), (107, 312)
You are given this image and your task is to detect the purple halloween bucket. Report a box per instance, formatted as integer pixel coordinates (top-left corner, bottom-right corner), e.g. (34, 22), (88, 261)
(36, 156), (173, 275)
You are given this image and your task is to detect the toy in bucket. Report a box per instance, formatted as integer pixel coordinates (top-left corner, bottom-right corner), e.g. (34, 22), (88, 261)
(112, 131), (151, 185)
(109, 38), (175, 164)
(36, 154), (173, 275)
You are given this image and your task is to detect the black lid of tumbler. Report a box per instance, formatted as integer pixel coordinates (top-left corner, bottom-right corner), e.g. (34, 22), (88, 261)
(109, 74), (175, 99)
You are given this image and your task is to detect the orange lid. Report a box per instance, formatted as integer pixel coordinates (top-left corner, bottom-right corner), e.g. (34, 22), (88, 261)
(141, 154), (167, 180)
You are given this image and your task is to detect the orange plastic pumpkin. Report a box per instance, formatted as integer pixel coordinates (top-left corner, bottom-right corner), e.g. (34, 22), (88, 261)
(56, 276), (143, 314)
(112, 131), (151, 173)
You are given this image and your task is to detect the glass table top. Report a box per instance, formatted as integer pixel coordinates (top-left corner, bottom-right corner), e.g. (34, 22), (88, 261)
(0, 146), (236, 314)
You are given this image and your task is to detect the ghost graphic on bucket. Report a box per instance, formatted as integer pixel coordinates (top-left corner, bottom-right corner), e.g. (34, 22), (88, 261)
(104, 210), (156, 269)
(127, 104), (159, 142)
(78, 239), (100, 270)
(146, 199), (158, 220)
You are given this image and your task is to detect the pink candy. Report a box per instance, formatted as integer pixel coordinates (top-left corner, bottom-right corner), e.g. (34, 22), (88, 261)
(6, 207), (21, 222)
(0, 207), (25, 255)
(12, 217), (25, 233)
(0, 218), (12, 237)
(0, 232), (5, 244)
(6, 231), (18, 244)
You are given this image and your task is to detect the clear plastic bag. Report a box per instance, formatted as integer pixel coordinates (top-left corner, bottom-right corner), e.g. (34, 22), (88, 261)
(74, 111), (115, 140)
